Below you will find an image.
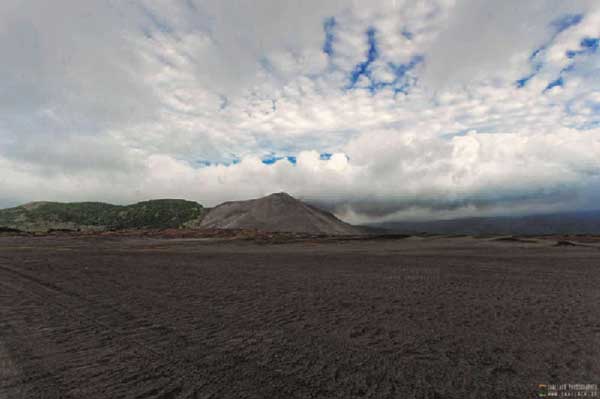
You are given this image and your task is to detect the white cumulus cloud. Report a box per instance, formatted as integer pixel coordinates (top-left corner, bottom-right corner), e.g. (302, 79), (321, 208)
(1, 0), (600, 223)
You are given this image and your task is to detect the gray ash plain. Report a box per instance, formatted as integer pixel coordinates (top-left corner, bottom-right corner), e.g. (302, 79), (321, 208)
(1, 234), (600, 398)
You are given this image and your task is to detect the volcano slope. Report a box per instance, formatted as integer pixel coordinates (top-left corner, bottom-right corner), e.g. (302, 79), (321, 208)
(1, 235), (600, 398)
(199, 192), (361, 235)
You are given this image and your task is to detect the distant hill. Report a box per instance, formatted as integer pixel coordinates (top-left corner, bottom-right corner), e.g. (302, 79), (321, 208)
(12, 194), (599, 236)
(199, 192), (361, 235)
(372, 210), (600, 235)
(0, 199), (206, 232)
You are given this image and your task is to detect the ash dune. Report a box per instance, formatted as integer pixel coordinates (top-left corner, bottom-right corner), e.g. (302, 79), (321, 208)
(199, 192), (361, 235)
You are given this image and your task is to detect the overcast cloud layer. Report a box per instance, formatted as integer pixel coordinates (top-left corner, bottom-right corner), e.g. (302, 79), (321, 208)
(1, 0), (600, 223)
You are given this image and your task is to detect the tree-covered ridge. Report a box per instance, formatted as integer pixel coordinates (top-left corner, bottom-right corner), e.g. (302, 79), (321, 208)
(0, 199), (206, 232)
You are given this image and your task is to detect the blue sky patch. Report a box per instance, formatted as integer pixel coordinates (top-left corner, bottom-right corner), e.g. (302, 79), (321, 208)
(516, 62), (542, 88)
(582, 37), (599, 50)
(323, 17), (336, 56)
(196, 157), (241, 167)
(566, 37), (599, 58)
(261, 155), (297, 165)
(551, 13), (583, 34)
(347, 27), (423, 94)
(518, 14), (585, 89)
(516, 77), (529, 88)
(389, 55), (424, 80)
(516, 73), (534, 88)
(387, 56), (423, 94)
(261, 155), (282, 165)
(348, 27), (379, 88)
(195, 160), (212, 167)
(544, 77), (564, 92)
(529, 44), (547, 61)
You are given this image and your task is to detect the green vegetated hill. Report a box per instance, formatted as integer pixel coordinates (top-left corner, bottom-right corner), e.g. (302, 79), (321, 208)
(0, 199), (206, 232)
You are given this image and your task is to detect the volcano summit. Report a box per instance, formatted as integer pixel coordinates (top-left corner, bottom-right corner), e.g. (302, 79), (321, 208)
(199, 192), (360, 235)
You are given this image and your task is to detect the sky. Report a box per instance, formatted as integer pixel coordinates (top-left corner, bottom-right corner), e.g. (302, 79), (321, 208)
(1, 0), (600, 223)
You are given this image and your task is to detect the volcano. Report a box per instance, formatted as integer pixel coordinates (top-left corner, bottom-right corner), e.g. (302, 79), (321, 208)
(199, 192), (360, 235)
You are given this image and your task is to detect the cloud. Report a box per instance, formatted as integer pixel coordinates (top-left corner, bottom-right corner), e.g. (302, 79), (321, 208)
(1, 0), (600, 223)
(421, 0), (597, 89)
(3, 128), (600, 221)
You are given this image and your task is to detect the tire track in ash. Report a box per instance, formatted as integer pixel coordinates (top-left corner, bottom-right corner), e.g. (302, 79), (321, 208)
(0, 256), (410, 398)
(0, 260), (352, 398)
(0, 259), (344, 399)
(0, 263), (225, 398)
(3, 243), (600, 398)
